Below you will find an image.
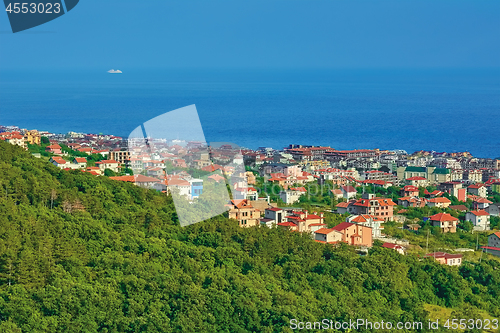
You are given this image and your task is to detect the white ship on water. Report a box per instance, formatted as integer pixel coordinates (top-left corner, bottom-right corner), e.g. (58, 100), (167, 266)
(107, 69), (122, 74)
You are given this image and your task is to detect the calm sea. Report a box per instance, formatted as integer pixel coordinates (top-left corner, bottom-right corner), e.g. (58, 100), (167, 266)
(0, 68), (499, 157)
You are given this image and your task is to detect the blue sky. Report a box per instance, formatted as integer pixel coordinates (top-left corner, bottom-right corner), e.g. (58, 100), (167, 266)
(0, 0), (499, 70)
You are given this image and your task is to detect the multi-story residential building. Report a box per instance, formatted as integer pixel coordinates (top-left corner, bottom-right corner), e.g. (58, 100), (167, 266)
(463, 169), (483, 183)
(73, 157), (87, 169)
(397, 166), (452, 185)
(401, 185), (419, 197)
(437, 182), (466, 201)
(24, 130), (41, 145)
(468, 184), (487, 198)
(46, 144), (62, 154)
(262, 163), (301, 177)
(348, 193), (396, 222)
(189, 179), (203, 200)
(228, 200), (261, 228)
(429, 213), (458, 233)
(465, 210), (490, 231)
(430, 158), (461, 170)
(361, 170), (399, 184)
(109, 150), (131, 166)
(341, 185), (357, 199)
(324, 149), (378, 161)
(166, 178), (191, 197)
(460, 158), (500, 170)
(279, 187), (306, 205)
(314, 222), (372, 247)
(95, 160), (121, 173)
(347, 214), (384, 238)
(398, 197), (427, 208)
(284, 146), (334, 161)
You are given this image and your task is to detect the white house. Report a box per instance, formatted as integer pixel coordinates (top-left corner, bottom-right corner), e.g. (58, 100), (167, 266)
(347, 214), (383, 238)
(279, 187), (306, 204)
(167, 178), (191, 198)
(341, 185), (357, 199)
(72, 157), (87, 169)
(467, 184), (487, 198)
(465, 210), (490, 231)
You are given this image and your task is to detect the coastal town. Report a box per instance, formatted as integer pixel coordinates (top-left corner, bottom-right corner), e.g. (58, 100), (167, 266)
(2, 124), (500, 266)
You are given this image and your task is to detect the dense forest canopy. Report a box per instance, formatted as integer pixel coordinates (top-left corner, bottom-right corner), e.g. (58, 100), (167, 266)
(0, 141), (499, 333)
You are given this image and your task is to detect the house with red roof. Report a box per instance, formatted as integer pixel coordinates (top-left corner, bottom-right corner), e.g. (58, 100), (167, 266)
(50, 156), (67, 168)
(0, 132), (26, 149)
(335, 201), (353, 214)
(314, 222), (372, 247)
(279, 187), (306, 204)
(382, 242), (405, 255)
(350, 193), (396, 222)
(449, 205), (468, 212)
(425, 252), (462, 266)
(341, 185), (357, 199)
(46, 144), (62, 154)
(472, 197), (492, 210)
(228, 200), (260, 228)
(398, 196), (427, 208)
(347, 214), (384, 238)
(72, 157), (87, 169)
(264, 207), (284, 224)
(426, 197), (451, 208)
(465, 210), (490, 231)
(406, 176), (428, 187)
(166, 178), (191, 197)
(95, 159), (121, 173)
(401, 185), (419, 197)
(331, 189), (343, 200)
(429, 213), (458, 233)
(467, 184), (487, 198)
(110, 175), (160, 188)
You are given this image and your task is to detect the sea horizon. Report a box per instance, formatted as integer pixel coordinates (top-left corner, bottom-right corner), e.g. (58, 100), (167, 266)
(1, 67), (499, 158)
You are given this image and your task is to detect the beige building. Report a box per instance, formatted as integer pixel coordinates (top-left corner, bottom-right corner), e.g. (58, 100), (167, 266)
(96, 159), (121, 173)
(109, 150), (131, 165)
(429, 213), (458, 233)
(24, 130), (41, 145)
(397, 166), (452, 185)
(228, 200), (261, 227)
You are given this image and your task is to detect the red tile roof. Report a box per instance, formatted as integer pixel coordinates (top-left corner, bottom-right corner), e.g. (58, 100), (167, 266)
(407, 176), (426, 180)
(469, 210), (489, 216)
(474, 198), (493, 204)
(382, 242), (403, 250)
(314, 228), (336, 234)
(428, 197), (451, 203)
(331, 222), (354, 231)
(341, 185), (356, 193)
(97, 160), (119, 164)
(426, 252), (462, 260)
(468, 184), (485, 189)
(403, 185), (419, 192)
(481, 246), (500, 251)
(429, 213), (458, 222)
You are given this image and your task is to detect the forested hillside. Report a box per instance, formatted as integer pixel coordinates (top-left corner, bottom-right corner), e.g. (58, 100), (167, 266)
(0, 141), (499, 333)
